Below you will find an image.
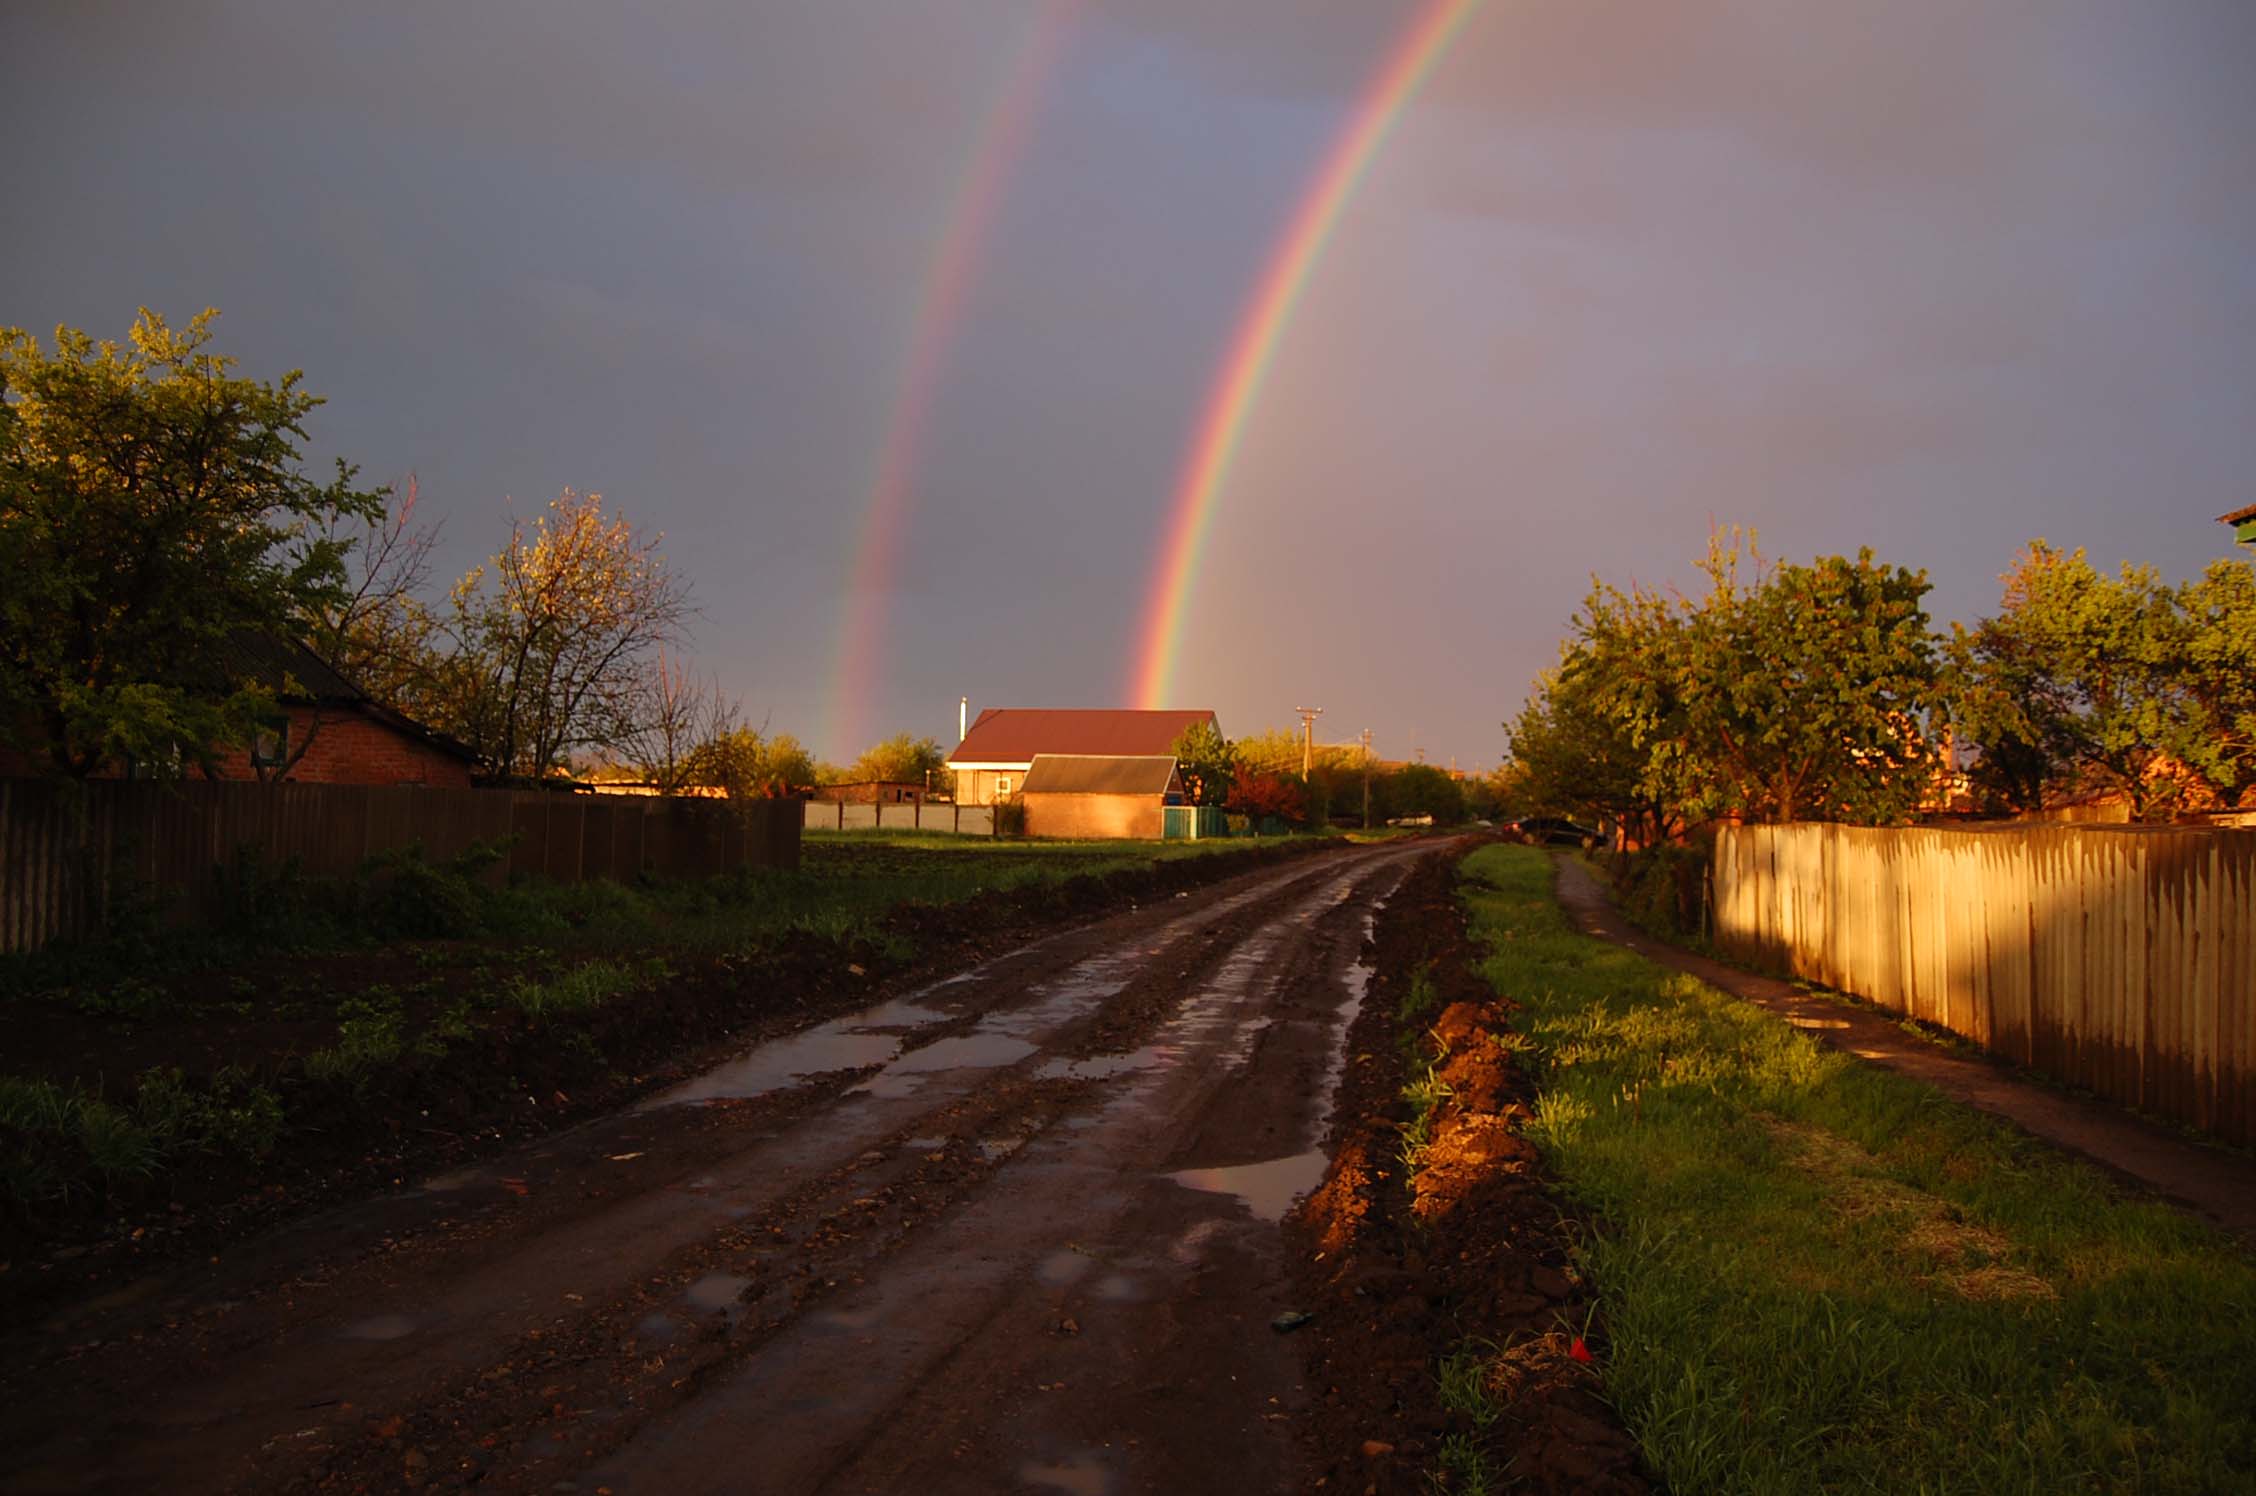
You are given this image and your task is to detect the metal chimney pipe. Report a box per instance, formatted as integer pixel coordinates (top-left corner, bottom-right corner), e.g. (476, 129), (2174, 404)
(959, 696), (968, 743)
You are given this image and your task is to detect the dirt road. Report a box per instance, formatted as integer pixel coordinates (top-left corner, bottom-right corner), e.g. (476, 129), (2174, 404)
(3, 841), (1432, 1495)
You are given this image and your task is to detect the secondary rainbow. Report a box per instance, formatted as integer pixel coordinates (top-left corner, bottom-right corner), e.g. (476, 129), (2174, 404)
(825, 3), (1075, 755)
(1128, 0), (1483, 709)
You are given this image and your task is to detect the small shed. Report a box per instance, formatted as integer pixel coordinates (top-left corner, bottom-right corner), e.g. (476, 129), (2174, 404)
(1019, 754), (1182, 840)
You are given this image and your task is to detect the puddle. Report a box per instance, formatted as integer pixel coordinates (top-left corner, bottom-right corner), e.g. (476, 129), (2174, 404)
(1019, 1455), (1112, 1496)
(684, 1273), (751, 1313)
(980, 1137), (1027, 1161)
(645, 999), (948, 1107)
(891, 1033), (1038, 1074)
(1167, 1150), (1329, 1223)
(339, 1313), (417, 1341)
(905, 1136), (951, 1150)
(847, 1000), (950, 1029)
(1093, 1273), (1143, 1302)
(812, 1303), (883, 1331)
(1035, 1250), (1093, 1287)
(1035, 1046), (1174, 1082)
(421, 1167), (483, 1193)
(634, 1311), (680, 1342)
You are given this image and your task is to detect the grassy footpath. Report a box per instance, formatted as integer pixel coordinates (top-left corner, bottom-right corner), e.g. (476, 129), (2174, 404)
(1460, 844), (2256, 1494)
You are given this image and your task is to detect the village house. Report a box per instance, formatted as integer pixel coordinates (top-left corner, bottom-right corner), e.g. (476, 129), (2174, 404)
(1017, 754), (1186, 839)
(945, 708), (1218, 805)
(0, 635), (476, 788)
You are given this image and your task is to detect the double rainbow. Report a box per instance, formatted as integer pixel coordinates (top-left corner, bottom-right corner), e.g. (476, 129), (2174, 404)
(1128, 0), (1484, 709)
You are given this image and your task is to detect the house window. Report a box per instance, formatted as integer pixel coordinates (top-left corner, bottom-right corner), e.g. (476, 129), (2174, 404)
(251, 719), (289, 768)
(995, 775), (1012, 799)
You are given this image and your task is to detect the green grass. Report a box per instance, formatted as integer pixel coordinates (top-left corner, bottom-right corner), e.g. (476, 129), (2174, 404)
(1459, 843), (2256, 1495)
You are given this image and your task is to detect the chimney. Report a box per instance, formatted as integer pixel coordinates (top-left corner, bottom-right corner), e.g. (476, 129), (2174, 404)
(959, 696), (969, 743)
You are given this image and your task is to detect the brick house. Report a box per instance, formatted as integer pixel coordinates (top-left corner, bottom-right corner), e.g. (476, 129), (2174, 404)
(203, 635), (476, 787)
(946, 708), (1218, 805)
(0, 635), (476, 788)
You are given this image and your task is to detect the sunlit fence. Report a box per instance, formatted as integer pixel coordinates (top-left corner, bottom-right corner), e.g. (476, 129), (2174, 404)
(1714, 822), (2255, 1145)
(803, 800), (995, 835)
(0, 779), (800, 955)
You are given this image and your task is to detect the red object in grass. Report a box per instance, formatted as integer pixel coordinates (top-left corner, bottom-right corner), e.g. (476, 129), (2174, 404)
(1569, 1336), (1594, 1364)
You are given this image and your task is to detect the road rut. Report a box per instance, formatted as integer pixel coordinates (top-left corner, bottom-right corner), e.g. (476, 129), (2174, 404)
(2, 841), (1432, 1495)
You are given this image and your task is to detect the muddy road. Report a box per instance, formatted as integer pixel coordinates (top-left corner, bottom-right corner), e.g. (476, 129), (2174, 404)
(3, 841), (1436, 1495)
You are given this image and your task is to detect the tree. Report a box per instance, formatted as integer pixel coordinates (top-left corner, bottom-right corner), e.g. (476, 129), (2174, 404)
(0, 309), (383, 777)
(1385, 763), (1467, 824)
(617, 653), (738, 795)
(1671, 536), (1942, 824)
(1950, 542), (2186, 819)
(1509, 531), (1943, 834)
(1225, 770), (1306, 827)
(847, 732), (946, 786)
(310, 473), (445, 712)
(2170, 557), (2256, 809)
(1171, 720), (1236, 807)
(434, 489), (692, 780)
(687, 727), (816, 798)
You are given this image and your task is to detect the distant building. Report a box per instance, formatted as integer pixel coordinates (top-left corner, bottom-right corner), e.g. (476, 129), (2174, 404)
(808, 779), (927, 805)
(2222, 502), (2256, 550)
(947, 708), (1218, 805)
(1018, 754), (1184, 839)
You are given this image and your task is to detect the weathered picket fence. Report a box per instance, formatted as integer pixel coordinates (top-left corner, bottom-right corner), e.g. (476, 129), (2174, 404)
(1713, 821), (2255, 1145)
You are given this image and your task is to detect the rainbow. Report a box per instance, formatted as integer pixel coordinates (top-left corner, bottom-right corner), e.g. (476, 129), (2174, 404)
(1128, 0), (1484, 709)
(826, 3), (1075, 755)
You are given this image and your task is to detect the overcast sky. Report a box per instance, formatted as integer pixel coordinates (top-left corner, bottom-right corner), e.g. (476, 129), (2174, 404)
(7, 1), (2254, 767)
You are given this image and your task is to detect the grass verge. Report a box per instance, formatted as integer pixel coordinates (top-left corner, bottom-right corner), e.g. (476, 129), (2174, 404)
(1460, 843), (2256, 1494)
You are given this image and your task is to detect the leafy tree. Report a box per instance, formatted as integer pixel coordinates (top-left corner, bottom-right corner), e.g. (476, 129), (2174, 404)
(1506, 657), (1680, 845)
(688, 727), (815, 798)
(1171, 720), (1236, 807)
(2171, 557), (2256, 809)
(432, 489), (691, 780)
(1386, 763), (1467, 824)
(1950, 542), (2186, 819)
(1510, 531), (1942, 833)
(1672, 536), (1942, 824)
(0, 309), (383, 776)
(847, 732), (946, 785)
(1225, 770), (1306, 827)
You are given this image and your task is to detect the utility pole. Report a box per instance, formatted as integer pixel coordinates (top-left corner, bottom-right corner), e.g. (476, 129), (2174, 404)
(1294, 706), (1323, 778)
(1360, 728), (1373, 830)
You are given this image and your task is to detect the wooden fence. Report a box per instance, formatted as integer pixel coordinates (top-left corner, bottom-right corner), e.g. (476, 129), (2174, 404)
(1713, 822), (2255, 1145)
(0, 779), (800, 955)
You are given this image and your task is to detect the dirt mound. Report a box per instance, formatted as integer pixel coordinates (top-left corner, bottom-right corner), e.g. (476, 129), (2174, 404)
(1287, 850), (1650, 1494)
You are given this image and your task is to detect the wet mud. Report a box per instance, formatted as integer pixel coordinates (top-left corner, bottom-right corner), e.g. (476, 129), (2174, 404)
(2, 843), (1425, 1493)
(1285, 851), (1652, 1494)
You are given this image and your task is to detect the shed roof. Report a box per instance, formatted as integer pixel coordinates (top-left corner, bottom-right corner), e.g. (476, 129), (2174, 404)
(948, 708), (1216, 764)
(1019, 754), (1180, 797)
(2220, 503), (2256, 524)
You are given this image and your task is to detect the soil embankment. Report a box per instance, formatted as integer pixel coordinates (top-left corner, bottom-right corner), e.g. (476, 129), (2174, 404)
(1288, 850), (1649, 1494)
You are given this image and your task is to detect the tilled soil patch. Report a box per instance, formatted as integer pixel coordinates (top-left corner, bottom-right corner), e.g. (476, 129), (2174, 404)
(1, 839), (1334, 1327)
(1286, 849), (1650, 1494)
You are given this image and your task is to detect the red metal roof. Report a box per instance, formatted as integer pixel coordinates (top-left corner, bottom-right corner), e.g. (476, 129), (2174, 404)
(948, 708), (1216, 764)
(2220, 502), (2256, 524)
